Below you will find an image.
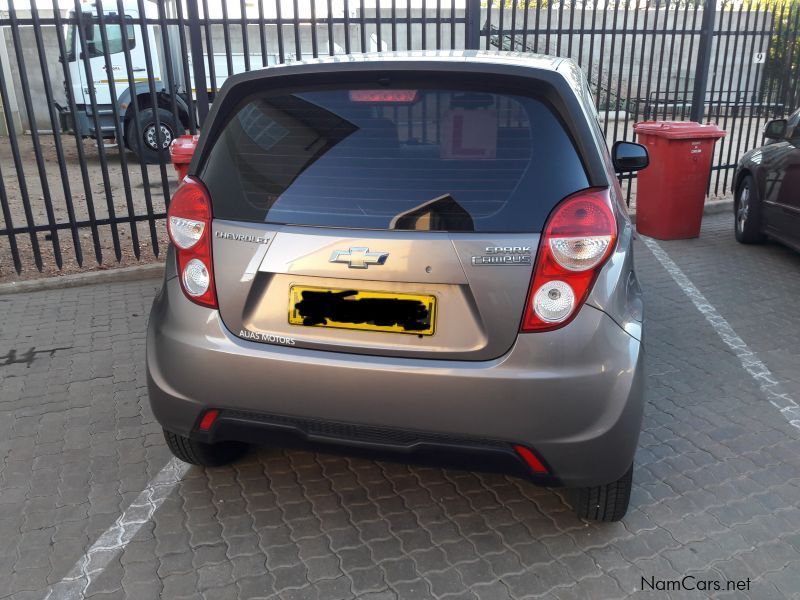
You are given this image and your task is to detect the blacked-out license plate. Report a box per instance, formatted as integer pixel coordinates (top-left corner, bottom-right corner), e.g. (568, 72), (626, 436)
(289, 286), (436, 336)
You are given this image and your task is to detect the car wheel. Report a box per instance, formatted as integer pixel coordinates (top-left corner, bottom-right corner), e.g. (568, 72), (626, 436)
(572, 464), (632, 522)
(127, 108), (180, 165)
(163, 429), (248, 467)
(734, 174), (766, 244)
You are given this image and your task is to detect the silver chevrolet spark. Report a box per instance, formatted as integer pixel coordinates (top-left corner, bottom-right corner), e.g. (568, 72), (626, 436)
(147, 51), (648, 521)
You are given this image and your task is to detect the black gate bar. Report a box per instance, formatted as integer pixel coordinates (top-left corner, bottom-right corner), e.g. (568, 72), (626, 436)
(30, 0), (83, 267)
(95, 1), (141, 258)
(187, 0), (210, 125)
(115, 0), (160, 255)
(7, 0), (62, 268)
(690, 0), (717, 122)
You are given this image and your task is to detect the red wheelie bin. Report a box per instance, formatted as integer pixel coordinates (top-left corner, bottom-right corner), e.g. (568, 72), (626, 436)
(169, 134), (200, 182)
(633, 121), (726, 240)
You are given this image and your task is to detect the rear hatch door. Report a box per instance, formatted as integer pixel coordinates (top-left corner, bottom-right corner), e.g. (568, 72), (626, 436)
(201, 77), (590, 360)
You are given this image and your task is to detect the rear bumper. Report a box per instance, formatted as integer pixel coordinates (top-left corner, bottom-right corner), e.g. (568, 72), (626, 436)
(199, 409), (562, 485)
(147, 276), (644, 487)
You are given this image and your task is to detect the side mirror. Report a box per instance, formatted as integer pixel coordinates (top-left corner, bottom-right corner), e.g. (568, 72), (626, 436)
(612, 141), (649, 172)
(763, 119), (787, 141)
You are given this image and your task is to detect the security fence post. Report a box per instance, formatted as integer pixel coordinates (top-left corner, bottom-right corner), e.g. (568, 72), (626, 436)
(465, 0), (482, 50)
(690, 0), (717, 122)
(186, 0), (210, 126)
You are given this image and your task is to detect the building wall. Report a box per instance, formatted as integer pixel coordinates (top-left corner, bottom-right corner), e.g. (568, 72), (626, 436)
(2, 22), (67, 132)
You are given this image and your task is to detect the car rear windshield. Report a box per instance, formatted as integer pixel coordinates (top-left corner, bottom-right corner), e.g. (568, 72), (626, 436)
(200, 85), (589, 232)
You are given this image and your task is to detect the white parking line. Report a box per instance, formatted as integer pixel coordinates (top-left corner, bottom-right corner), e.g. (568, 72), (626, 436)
(642, 235), (800, 431)
(43, 458), (191, 600)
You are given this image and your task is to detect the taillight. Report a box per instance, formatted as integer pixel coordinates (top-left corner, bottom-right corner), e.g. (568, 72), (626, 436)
(167, 177), (217, 309)
(520, 188), (617, 332)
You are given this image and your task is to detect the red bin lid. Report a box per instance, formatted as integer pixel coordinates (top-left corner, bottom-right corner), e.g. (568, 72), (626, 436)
(633, 121), (726, 140)
(169, 134), (200, 162)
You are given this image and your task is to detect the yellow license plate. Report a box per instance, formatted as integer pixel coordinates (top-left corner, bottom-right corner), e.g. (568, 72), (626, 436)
(289, 285), (436, 336)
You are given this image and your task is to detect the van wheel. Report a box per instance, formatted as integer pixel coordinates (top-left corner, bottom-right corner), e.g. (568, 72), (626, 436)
(128, 108), (179, 165)
(572, 464), (633, 522)
(735, 174), (766, 244)
(163, 429), (248, 467)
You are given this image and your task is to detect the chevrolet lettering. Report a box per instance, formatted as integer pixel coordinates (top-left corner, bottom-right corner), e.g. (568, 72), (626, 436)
(214, 230), (270, 244)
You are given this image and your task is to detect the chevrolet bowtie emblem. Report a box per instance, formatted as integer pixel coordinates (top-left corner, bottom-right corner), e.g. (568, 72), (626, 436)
(329, 247), (389, 269)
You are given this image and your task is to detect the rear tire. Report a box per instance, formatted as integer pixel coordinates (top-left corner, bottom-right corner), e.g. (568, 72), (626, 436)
(128, 107), (180, 165)
(163, 429), (248, 467)
(734, 174), (766, 244)
(572, 464), (633, 522)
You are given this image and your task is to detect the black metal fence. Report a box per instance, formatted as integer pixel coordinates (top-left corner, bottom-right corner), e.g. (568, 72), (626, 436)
(0, 0), (798, 276)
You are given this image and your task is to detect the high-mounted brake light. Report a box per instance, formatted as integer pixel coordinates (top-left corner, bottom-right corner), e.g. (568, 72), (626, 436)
(167, 177), (218, 309)
(349, 90), (419, 103)
(520, 188), (617, 332)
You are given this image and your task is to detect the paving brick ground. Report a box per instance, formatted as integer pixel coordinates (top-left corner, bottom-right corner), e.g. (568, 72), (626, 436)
(1, 213), (799, 600)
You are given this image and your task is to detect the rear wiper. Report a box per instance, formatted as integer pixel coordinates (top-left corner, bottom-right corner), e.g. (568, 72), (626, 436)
(389, 194), (474, 232)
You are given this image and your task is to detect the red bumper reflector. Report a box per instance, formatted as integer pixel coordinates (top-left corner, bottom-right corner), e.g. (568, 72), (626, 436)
(514, 445), (549, 474)
(198, 409), (220, 431)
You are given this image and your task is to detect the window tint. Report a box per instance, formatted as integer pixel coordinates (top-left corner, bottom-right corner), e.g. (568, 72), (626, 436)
(201, 87), (589, 233)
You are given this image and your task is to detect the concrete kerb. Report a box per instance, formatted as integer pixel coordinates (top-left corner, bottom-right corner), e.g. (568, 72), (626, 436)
(0, 263), (166, 295)
(629, 198), (732, 225)
(700, 197), (735, 215)
(0, 199), (732, 296)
